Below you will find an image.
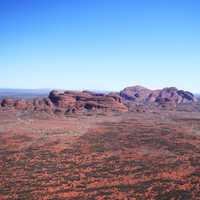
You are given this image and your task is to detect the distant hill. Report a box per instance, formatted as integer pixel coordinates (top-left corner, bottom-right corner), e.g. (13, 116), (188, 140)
(0, 89), (50, 100)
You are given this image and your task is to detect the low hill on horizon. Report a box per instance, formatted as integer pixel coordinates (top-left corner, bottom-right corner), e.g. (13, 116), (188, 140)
(0, 88), (51, 100)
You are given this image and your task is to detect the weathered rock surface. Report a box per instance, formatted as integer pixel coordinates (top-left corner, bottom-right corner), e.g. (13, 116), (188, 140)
(1, 98), (15, 107)
(49, 90), (128, 113)
(0, 97), (54, 113)
(0, 90), (129, 114)
(49, 90), (76, 108)
(120, 85), (197, 107)
(155, 87), (197, 107)
(120, 85), (152, 102)
(33, 98), (54, 112)
(14, 99), (28, 110)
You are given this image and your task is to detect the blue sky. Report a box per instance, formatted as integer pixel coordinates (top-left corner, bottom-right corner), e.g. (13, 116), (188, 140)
(0, 0), (200, 92)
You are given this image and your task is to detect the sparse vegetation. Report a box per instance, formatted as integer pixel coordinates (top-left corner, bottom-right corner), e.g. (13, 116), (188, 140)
(1, 111), (200, 199)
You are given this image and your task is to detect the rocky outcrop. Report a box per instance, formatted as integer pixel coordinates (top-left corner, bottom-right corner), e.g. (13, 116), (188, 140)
(49, 90), (128, 113)
(33, 98), (54, 112)
(14, 99), (28, 110)
(0, 97), (54, 113)
(0, 90), (128, 115)
(177, 90), (197, 103)
(155, 87), (197, 107)
(145, 90), (161, 103)
(1, 98), (15, 107)
(120, 85), (152, 102)
(120, 86), (197, 107)
(49, 90), (76, 108)
(0, 86), (198, 115)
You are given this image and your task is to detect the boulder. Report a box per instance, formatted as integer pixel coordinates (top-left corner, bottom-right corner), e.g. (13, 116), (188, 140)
(14, 99), (28, 110)
(1, 98), (15, 107)
(49, 90), (76, 108)
(33, 98), (54, 112)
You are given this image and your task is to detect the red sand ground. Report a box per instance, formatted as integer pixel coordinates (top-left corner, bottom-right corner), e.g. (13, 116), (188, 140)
(1, 111), (200, 199)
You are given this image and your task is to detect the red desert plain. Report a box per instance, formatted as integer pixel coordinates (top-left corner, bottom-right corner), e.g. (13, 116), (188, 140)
(0, 86), (200, 199)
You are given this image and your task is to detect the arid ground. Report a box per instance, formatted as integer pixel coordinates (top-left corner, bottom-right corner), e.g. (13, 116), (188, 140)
(1, 110), (200, 200)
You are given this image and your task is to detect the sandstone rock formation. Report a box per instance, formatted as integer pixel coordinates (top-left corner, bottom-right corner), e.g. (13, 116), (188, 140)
(0, 97), (54, 113)
(49, 90), (76, 108)
(49, 90), (128, 113)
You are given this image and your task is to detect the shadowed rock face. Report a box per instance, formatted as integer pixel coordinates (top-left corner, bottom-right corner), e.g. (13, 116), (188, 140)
(33, 98), (54, 112)
(49, 90), (76, 108)
(120, 85), (153, 102)
(155, 87), (197, 107)
(120, 86), (197, 107)
(1, 98), (15, 107)
(177, 90), (197, 102)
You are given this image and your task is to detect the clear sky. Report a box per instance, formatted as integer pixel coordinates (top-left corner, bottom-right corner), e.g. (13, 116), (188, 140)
(0, 0), (200, 92)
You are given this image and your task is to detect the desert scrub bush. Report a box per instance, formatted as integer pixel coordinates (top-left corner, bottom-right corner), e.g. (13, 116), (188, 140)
(161, 127), (171, 134)
(91, 143), (106, 152)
